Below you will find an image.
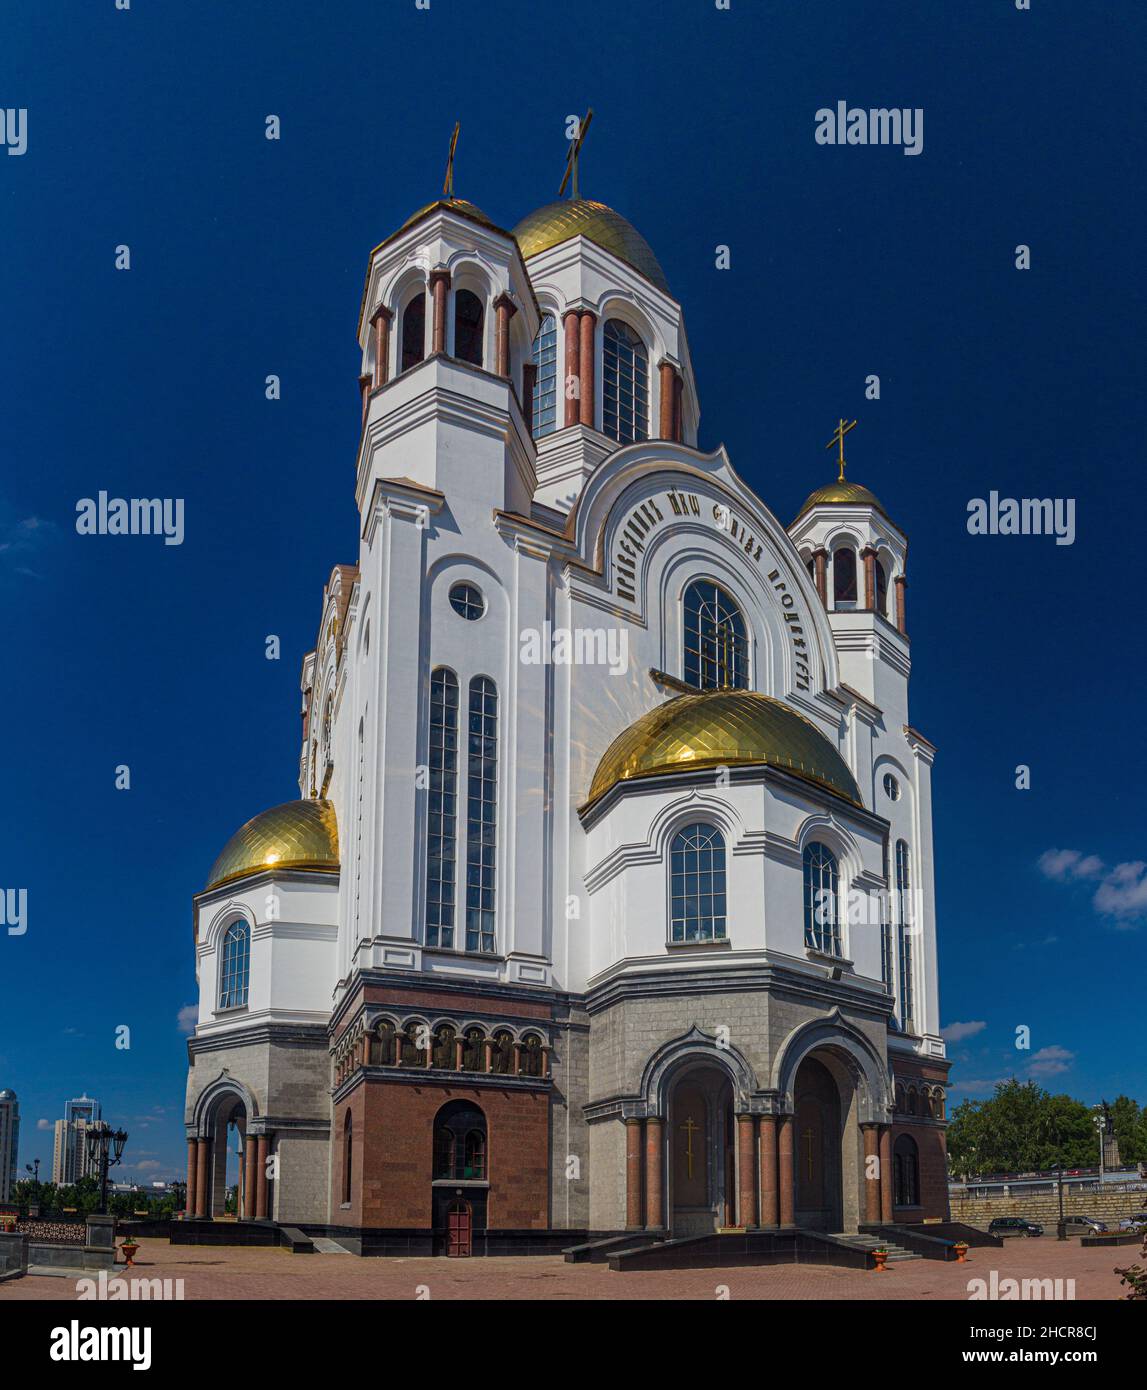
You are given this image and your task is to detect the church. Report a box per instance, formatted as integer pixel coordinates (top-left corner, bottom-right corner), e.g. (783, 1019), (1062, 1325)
(183, 142), (951, 1257)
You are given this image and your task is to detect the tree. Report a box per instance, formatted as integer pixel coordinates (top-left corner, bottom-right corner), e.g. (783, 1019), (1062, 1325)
(1110, 1096), (1143, 1165)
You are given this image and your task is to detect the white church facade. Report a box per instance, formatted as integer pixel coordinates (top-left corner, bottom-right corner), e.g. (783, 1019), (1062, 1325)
(184, 186), (950, 1254)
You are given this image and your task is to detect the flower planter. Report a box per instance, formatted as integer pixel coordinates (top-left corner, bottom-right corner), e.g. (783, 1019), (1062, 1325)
(119, 1241), (139, 1268)
(872, 1248), (889, 1272)
(953, 1242), (969, 1263)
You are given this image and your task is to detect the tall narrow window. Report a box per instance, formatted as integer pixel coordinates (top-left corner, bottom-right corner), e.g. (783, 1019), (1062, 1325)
(669, 823), (727, 944)
(896, 839), (915, 1030)
(833, 546), (857, 608)
(401, 293), (426, 372)
(531, 314), (558, 437)
(875, 557), (889, 616)
(893, 1134), (919, 1207)
(683, 580), (748, 690)
(218, 919), (250, 1009)
(602, 318), (649, 444)
(426, 669), (459, 949)
(454, 290), (484, 366)
(803, 843), (840, 956)
(342, 1113), (353, 1204)
(466, 676), (498, 953)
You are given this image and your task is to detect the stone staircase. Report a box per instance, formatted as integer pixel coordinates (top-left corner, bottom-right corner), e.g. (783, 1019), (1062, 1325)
(832, 1232), (921, 1262)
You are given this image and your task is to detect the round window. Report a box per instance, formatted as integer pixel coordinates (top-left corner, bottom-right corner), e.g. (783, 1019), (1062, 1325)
(449, 582), (485, 620)
(883, 773), (901, 802)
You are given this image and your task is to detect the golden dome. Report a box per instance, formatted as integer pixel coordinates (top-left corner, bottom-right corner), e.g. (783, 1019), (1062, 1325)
(513, 199), (669, 293)
(795, 479), (889, 523)
(399, 198), (495, 234)
(585, 690), (861, 809)
(206, 799), (339, 890)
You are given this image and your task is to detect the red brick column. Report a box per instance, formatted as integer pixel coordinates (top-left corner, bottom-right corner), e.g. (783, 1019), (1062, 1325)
(255, 1134), (270, 1220)
(813, 548), (828, 606)
(358, 373), (372, 429)
(185, 1138), (198, 1219)
(736, 1114), (758, 1228)
(658, 360), (676, 439)
(879, 1126), (893, 1221)
(194, 1138), (209, 1219)
(242, 1134), (258, 1220)
(484, 1039), (494, 1074)
(861, 547), (877, 612)
(494, 293), (516, 378)
(758, 1115), (779, 1227)
(371, 305), (392, 389)
(673, 373), (683, 441)
(894, 575), (907, 635)
(644, 1118), (664, 1230)
(863, 1124), (882, 1224)
(625, 1119), (644, 1230)
(562, 310), (580, 427)
(578, 310), (596, 428)
(429, 269), (450, 355)
(778, 1115), (795, 1225)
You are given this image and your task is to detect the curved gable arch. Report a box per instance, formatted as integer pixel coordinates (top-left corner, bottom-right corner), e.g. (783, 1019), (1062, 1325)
(771, 1009), (892, 1124)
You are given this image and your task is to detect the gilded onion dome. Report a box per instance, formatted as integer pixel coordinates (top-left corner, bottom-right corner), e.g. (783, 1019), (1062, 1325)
(794, 479), (889, 523)
(399, 197), (495, 234)
(585, 690), (862, 809)
(512, 198), (669, 293)
(206, 799), (340, 890)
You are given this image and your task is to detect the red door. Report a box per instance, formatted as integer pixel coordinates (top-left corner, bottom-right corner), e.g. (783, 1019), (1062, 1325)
(446, 1200), (472, 1257)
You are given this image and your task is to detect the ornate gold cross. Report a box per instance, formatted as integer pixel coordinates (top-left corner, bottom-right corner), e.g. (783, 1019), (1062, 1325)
(679, 1115), (700, 1180)
(826, 418), (857, 482)
(558, 108), (594, 199)
(442, 121), (460, 198)
(802, 1127), (817, 1180)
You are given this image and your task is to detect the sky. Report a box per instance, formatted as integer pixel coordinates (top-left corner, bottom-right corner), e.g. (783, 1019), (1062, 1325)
(1, 0), (1143, 1184)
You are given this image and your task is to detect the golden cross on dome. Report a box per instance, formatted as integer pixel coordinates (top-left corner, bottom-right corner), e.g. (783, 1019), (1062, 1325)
(558, 108), (594, 200)
(442, 121), (460, 198)
(826, 418), (857, 482)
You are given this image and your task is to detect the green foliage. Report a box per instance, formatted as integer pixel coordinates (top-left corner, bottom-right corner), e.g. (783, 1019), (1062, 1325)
(10, 1175), (179, 1220)
(1115, 1234), (1147, 1300)
(946, 1079), (1105, 1177)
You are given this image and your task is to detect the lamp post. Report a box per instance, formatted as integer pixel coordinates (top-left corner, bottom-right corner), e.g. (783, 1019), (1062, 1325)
(85, 1123), (128, 1215)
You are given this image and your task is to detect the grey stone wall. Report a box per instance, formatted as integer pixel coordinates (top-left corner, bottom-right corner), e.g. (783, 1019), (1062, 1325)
(548, 1010), (591, 1230)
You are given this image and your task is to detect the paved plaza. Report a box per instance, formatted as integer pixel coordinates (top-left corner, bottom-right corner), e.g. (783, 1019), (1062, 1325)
(0, 1237), (1129, 1301)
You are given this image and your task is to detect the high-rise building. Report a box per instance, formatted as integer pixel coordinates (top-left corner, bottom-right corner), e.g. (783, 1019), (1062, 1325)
(51, 1094), (101, 1185)
(0, 1090), (18, 1203)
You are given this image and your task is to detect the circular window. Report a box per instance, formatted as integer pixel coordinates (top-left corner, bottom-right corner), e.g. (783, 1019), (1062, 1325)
(449, 583), (485, 620)
(883, 773), (901, 801)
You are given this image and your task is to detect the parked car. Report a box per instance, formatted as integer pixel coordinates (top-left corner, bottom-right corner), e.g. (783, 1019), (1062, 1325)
(1118, 1212), (1147, 1232)
(1063, 1216), (1107, 1236)
(988, 1217), (1044, 1238)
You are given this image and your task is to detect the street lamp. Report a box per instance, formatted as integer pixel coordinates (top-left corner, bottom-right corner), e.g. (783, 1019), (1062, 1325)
(84, 1123), (128, 1215)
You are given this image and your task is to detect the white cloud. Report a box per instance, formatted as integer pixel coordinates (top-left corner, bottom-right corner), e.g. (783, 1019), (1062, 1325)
(1027, 1045), (1074, 1078)
(1093, 860), (1147, 923)
(1037, 849), (1104, 882)
(942, 1020), (987, 1043)
(176, 1004), (197, 1035)
(36, 1118), (52, 1131)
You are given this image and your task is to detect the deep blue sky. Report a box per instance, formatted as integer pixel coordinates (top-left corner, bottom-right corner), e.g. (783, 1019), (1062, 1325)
(2, 1), (1143, 1183)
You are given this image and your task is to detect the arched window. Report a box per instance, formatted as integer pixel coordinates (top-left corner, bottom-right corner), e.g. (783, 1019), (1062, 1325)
(466, 677), (498, 954)
(321, 693), (333, 764)
(454, 290), (484, 366)
(401, 293), (426, 373)
(218, 920), (250, 1009)
(520, 1034), (546, 1078)
(602, 318), (649, 444)
(343, 1112), (353, 1204)
(400, 1020), (427, 1067)
(934, 1090), (945, 1121)
(896, 839), (915, 1031)
(373, 1019), (397, 1066)
(683, 580), (748, 690)
(803, 843), (840, 956)
(669, 823), (727, 944)
(895, 1083), (906, 1114)
(833, 546), (857, 608)
(907, 1087), (918, 1116)
(875, 557), (889, 616)
(432, 1101), (487, 1181)
(893, 1134), (920, 1207)
(426, 668), (459, 949)
(531, 313), (558, 437)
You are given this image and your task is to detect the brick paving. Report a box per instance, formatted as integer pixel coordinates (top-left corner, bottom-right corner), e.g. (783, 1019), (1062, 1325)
(0, 1236), (1130, 1300)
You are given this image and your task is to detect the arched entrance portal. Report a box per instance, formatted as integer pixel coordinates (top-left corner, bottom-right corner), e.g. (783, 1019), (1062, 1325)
(668, 1066), (735, 1236)
(209, 1096), (249, 1219)
(792, 1055), (844, 1231)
